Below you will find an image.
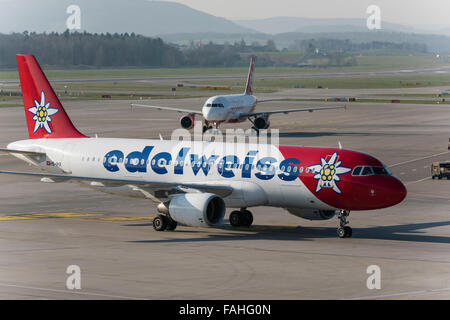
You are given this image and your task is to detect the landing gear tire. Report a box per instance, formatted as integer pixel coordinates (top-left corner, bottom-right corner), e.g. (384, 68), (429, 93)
(229, 210), (253, 228)
(337, 226), (352, 238)
(166, 218), (178, 231)
(241, 210), (253, 227)
(229, 211), (242, 227)
(153, 214), (168, 231)
(337, 210), (352, 238)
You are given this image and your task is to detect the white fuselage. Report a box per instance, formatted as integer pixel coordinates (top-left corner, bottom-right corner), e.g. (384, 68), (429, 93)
(7, 138), (332, 211)
(202, 94), (257, 123)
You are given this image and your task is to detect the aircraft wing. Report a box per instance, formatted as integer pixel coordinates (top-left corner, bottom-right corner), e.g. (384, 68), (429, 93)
(0, 148), (46, 156)
(131, 103), (203, 115)
(256, 98), (288, 103)
(0, 170), (233, 200)
(238, 105), (346, 117)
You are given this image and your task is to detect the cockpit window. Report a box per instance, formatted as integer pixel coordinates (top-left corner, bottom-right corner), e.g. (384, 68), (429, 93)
(361, 167), (374, 176)
(352, 166), (362, 176)
(372, 166), (390, 175)
(352, 166), (392, 176)
(209, 103), (224, 108)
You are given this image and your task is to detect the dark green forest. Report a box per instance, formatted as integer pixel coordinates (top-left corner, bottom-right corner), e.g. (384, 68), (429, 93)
(0, 31), (429, 69)
(0, 31), (185, 68)
(0, 31), (271, 68)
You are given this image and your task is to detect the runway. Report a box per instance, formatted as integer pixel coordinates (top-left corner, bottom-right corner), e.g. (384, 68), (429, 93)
(0, 91), (449, 299)
(2, 65), (450, 86)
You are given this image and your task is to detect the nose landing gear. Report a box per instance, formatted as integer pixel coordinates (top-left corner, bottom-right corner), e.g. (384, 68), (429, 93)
(337, 210), (352, 238)
(202, 120), (213, 133)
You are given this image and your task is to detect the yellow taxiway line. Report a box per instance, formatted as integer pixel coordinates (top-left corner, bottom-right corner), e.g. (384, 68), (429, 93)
(0, 212), (153, 222)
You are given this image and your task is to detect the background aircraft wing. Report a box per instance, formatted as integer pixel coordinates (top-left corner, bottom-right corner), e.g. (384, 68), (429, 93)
(256, 98), (289, 103)
(0, 170), (233, 200)
(131, 103), (203, 115)
(238, 105), (346, 117)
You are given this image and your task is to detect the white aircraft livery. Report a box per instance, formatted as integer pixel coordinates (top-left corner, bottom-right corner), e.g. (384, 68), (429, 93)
(0, 55), (407, 238)
(131, 56), (345, 133)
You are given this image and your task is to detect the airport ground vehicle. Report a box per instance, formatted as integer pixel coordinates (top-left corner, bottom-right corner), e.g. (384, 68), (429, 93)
(431, 162), (450, 180)
(0, 55), (407, 239)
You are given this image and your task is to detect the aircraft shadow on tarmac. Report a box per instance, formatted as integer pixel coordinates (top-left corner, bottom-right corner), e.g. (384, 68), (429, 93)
(277, 131), (415, 138)
(127, 220), (450, 244)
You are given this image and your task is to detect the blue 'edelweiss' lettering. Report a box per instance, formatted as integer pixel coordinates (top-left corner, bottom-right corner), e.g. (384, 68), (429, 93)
(125, 146), (153, 173)
(104, 150), (124, 172)
(103, 146), (301, 182)
(191, 154), (219, 176)
(278, 158), (301, 181)
(255, 157), (277, 180)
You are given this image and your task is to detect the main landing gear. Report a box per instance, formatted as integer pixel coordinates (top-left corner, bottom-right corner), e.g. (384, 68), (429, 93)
(337, 210), (352, 238)
(153, 214), (177, 232)
(229, 209), (254, 228)
(247, 117), (260, 136)
(203, 120), (220, 133)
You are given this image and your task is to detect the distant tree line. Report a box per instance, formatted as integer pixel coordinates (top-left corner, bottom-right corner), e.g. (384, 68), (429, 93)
(289, 38), (428, 53)
(0, 31), (184, 68)
(0, 31), (278, 68)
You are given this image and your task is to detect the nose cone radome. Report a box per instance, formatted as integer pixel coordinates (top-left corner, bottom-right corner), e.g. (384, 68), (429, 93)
(373, 176), (407, 209)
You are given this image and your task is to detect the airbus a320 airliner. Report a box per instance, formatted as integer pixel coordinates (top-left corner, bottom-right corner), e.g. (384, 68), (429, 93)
(131, 56), (345, 133)
(0, 55), (406, 238)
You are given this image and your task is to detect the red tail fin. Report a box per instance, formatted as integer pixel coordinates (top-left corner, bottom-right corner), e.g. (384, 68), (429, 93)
(245, 56), (255, 95)
(16, 54), (86, 139)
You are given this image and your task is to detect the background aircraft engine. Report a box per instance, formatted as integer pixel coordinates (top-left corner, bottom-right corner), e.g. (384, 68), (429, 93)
(253, 115), (270, 130)
(168, 193), (226, 227)
(286, 208), (336, 221)
(180, 114), (195, 129)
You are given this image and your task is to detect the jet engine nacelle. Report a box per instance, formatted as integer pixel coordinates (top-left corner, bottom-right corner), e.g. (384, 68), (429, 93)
(168, 193), (226, 227)
(180, 114), (195, 129)
(253, 115), (270, 130)
(286, 208), (336, 221)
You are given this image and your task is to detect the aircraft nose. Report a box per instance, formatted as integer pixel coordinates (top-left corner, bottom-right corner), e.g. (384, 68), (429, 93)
(203, 107), (215, 121)
(374, 176), (407, 208)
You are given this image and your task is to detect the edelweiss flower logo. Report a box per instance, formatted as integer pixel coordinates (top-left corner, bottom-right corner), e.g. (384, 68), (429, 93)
(28, 91), (59, 134)
(307, 152), (351, 194)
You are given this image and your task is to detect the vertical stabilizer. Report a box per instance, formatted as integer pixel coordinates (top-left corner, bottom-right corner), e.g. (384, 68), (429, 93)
(245, 56), (255, 95)
(16, 54), (86, 139)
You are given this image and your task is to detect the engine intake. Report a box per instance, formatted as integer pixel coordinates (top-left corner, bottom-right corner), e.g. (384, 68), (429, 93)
(167, 193), (226, 227)
(180, 114), (195, 129)
(253, 115), (270, 130)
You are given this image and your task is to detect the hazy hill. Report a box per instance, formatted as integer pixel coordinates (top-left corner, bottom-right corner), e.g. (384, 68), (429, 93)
(233, 17), (418, 35)
(0, 0), (255, 35)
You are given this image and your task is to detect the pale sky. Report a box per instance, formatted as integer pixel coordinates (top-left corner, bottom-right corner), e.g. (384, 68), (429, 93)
(159, 0), (450, 27)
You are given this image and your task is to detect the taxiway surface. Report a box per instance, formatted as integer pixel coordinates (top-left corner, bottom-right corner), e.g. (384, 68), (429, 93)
(0, 91), (449, 299)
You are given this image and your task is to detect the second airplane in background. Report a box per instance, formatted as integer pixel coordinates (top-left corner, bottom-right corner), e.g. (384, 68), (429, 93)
(132, 57), (345, 133)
